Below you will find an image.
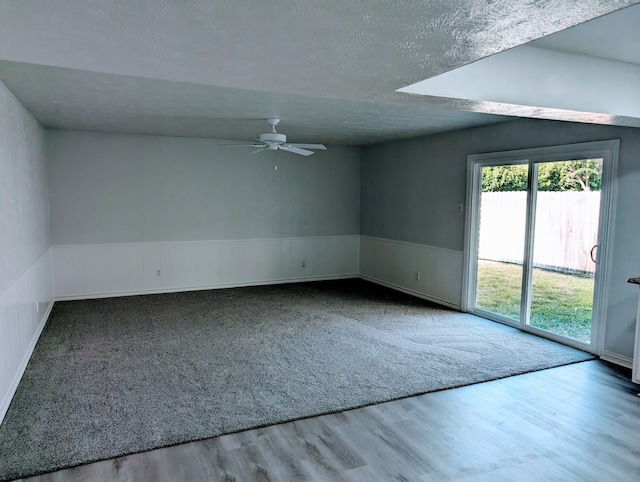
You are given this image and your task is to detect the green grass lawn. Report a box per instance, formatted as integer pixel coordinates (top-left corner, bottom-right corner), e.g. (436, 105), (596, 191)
(476, 260), (593, 343)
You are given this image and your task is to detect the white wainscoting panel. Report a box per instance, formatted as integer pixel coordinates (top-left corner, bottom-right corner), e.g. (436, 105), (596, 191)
(53, 236), (360, 300)
(221, 240), (250, 286)
(83, 244), (144, 295)
(245, 239), (283, 283)
(360, 236), (463, 309)
(0, 249), (54, 423)
(171, 241), (224, 289)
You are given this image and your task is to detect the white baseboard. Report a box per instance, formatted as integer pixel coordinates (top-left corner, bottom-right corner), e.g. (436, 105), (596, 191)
(0, 300), (53, 423)
(600, 351), (633, 369)
(359, 274), (461, 310)
(55, 274), (358, 301)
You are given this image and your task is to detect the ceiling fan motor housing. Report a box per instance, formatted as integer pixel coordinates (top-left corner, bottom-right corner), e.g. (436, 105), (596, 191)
(260, 132), (287, 145)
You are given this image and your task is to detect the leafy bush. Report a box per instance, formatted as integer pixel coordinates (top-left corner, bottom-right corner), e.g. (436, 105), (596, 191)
(482, 160), (602, 192)
(481, 165), (528, 192)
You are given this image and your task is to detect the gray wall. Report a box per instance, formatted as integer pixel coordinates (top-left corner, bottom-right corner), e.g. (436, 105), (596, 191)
(47, 130), (361, 245)
(0, 81), (49, 292)
(361, 118), (640, 359)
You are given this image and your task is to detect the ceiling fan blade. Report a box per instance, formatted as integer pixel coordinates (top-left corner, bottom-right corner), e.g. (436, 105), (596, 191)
(249, 147), (266, 155)
(287, 143), (327, 150)
(279, 145), (314, 156)
(217, 144), (263, 147)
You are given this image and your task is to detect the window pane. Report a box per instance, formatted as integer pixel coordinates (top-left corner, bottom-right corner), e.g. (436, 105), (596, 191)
(475, 165), (528, 321)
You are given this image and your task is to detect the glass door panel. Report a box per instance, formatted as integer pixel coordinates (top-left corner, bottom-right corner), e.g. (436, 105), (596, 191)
(529, 159), (603, 342)
(475, 164), (528, 321)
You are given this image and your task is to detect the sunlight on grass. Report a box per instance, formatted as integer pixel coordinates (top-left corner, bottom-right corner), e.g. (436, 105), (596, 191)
(476, 260), (593, 343)
(476, 261), (522, 320)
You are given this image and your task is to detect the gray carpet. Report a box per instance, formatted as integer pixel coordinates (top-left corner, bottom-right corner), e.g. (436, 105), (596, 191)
(0, 280), (593, 480)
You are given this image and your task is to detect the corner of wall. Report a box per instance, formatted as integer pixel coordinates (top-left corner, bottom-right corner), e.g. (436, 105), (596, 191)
(0, 83), (54, 425)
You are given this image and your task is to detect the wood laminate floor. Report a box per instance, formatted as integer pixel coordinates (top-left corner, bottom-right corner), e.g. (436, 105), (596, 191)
(19, 360), (640, 481)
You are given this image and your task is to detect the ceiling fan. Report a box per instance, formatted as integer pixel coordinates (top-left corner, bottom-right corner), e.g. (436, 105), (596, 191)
(222, 118), (327, 156)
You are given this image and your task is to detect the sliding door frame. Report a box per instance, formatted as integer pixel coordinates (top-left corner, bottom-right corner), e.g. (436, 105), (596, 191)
(462, 140), (619, 355)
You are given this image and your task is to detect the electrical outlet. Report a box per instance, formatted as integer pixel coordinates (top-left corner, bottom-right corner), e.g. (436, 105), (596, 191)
(415, 271), (421, 281)
(156, 269), (162, 277)
(301, 261), (306, 268)
(35, 301), (39, 313)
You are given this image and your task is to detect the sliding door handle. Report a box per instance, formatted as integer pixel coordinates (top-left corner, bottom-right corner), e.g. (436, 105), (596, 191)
(590, 245), (599, 264)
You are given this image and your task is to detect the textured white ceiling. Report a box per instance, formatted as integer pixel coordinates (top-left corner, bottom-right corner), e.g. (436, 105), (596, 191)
(0, 0), (637, 143)
(0, 61), (510, 145)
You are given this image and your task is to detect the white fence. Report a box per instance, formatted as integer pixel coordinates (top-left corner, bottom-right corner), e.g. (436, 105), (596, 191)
(478, 191), (600, 274)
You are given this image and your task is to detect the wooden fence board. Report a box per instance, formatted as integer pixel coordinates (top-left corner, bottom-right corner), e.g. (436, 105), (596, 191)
(478, 191), (600, 274)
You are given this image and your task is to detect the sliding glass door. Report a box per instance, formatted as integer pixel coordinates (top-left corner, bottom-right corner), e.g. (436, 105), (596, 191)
(464, 141), (618, 353)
